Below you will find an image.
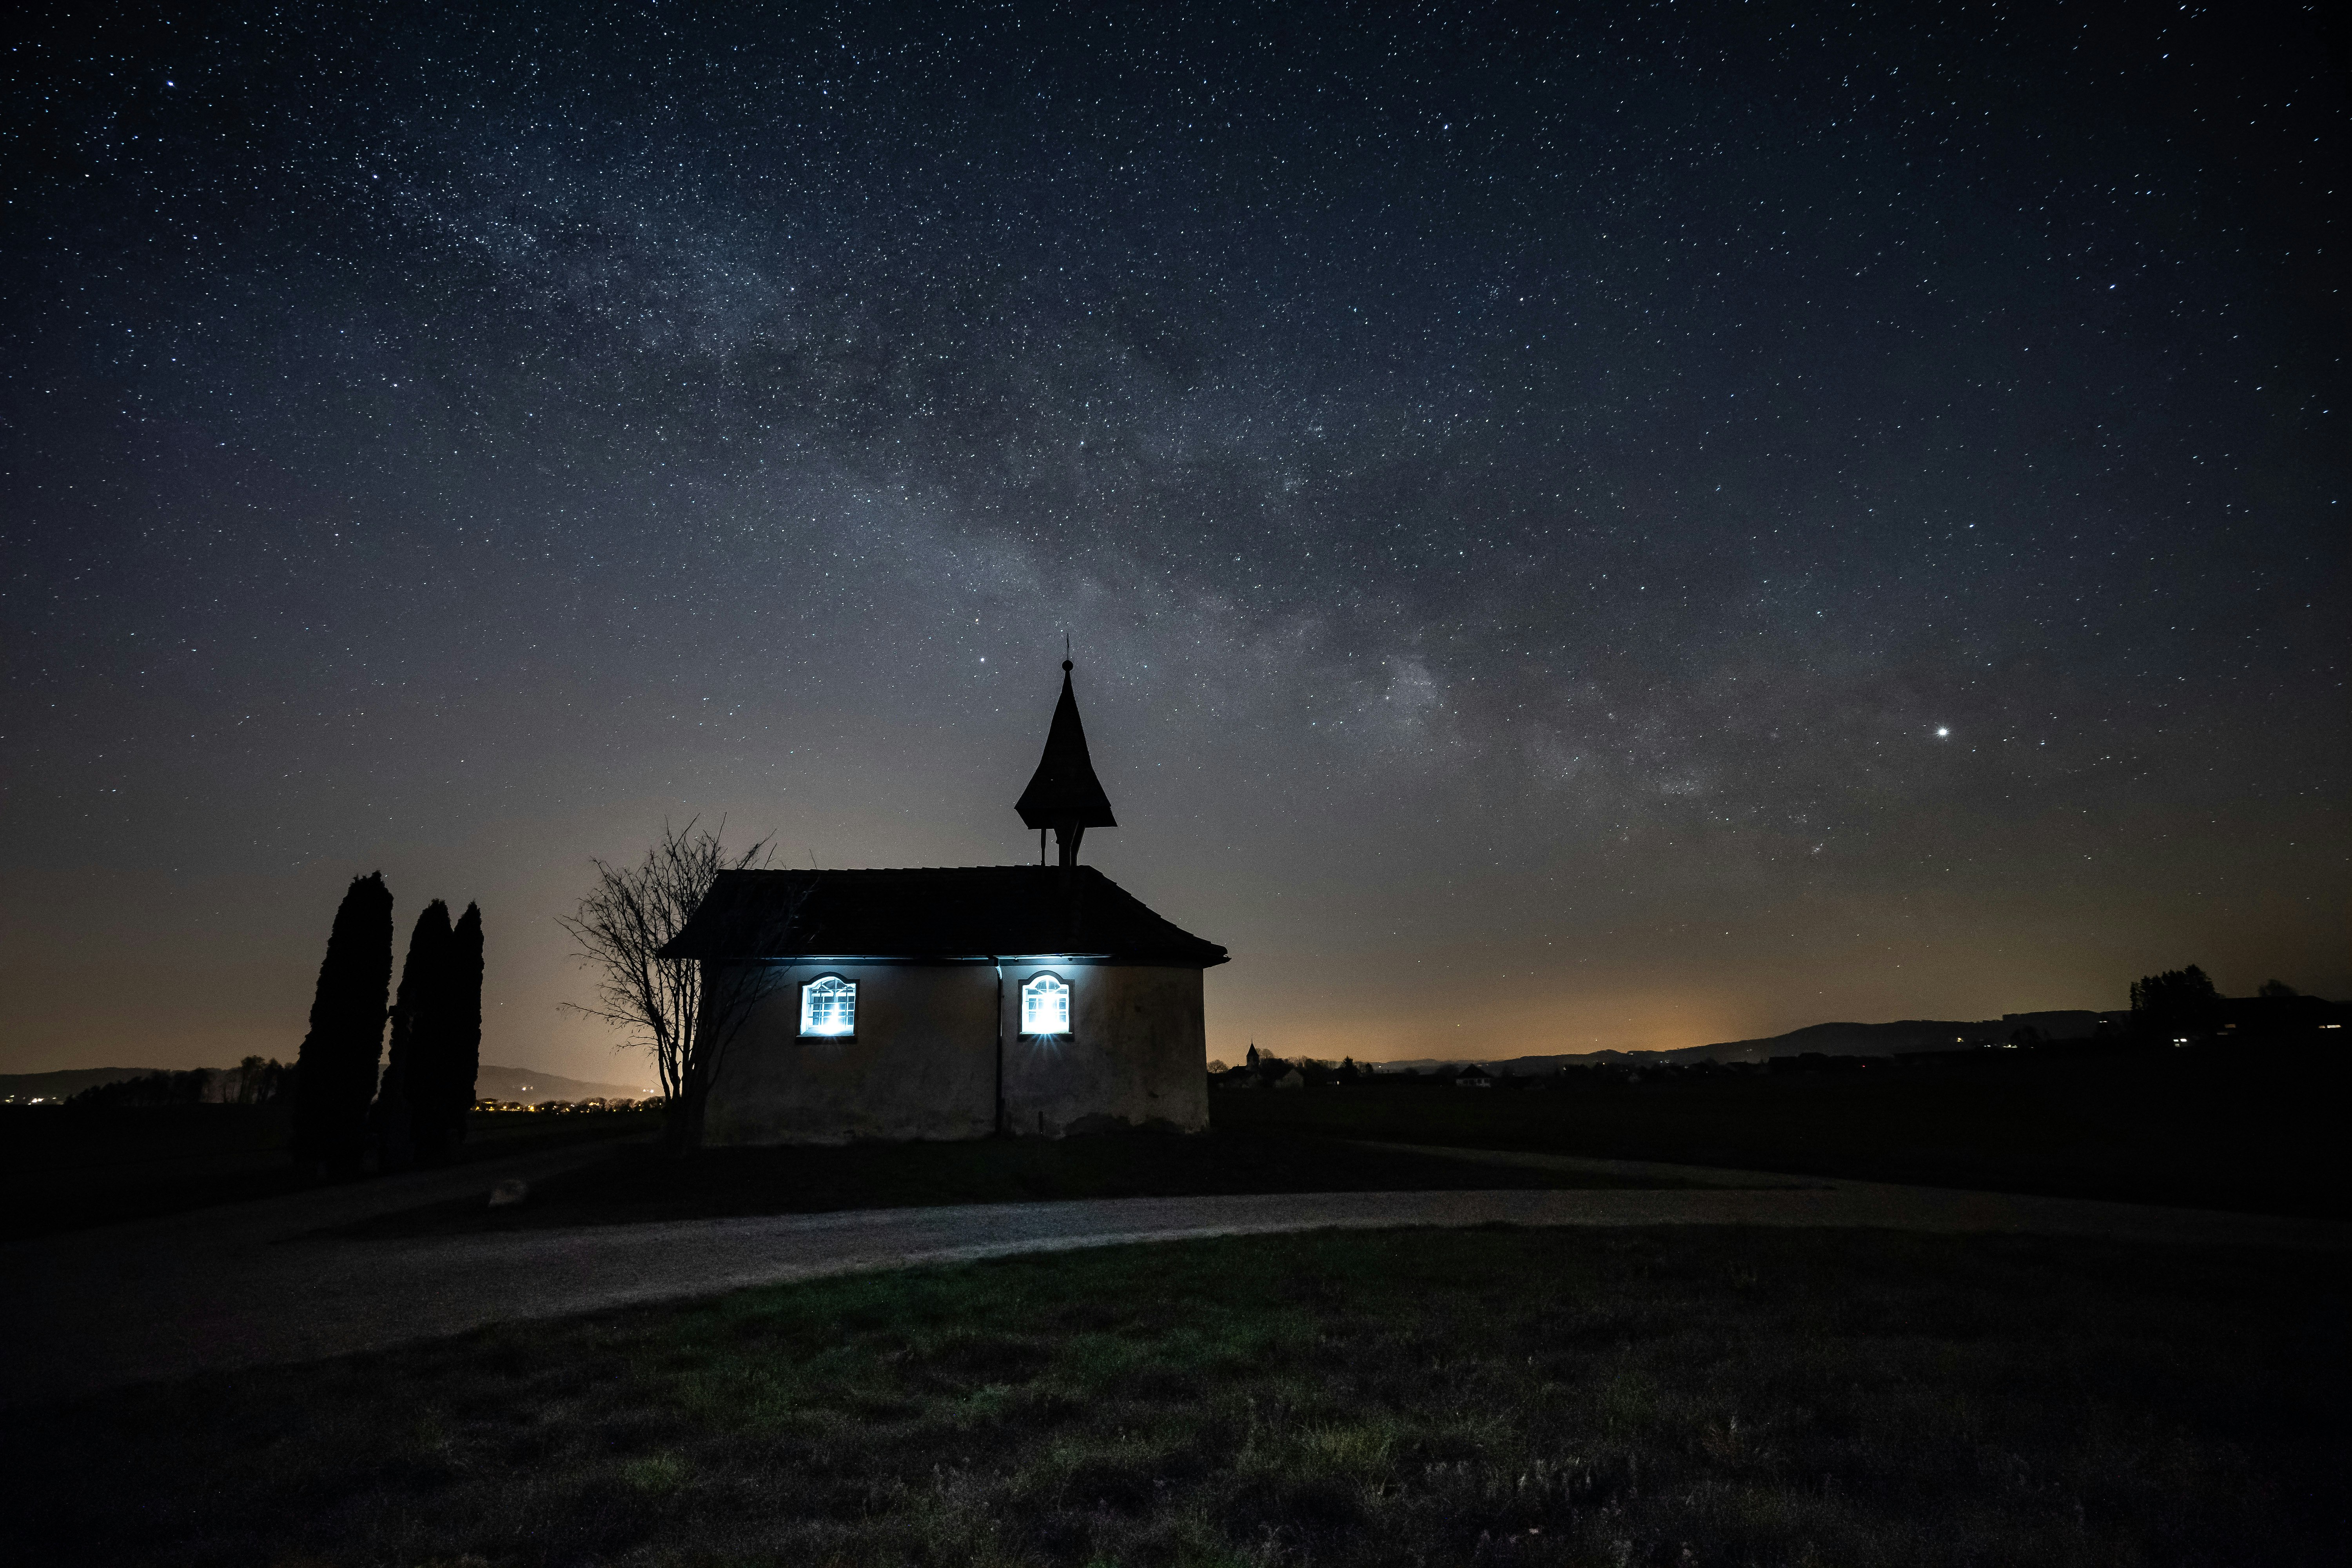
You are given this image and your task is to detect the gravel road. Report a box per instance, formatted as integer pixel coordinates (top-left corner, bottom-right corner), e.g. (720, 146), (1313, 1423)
(6, 1139), (2343, 1408)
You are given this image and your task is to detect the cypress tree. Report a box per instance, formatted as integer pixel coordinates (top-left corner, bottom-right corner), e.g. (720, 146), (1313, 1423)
(291, 873), (394, 1176)
(434, 901), (485, 1154)
(375, 900), (452, 1172)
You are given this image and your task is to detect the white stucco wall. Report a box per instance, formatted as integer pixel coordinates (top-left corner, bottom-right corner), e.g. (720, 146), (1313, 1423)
(700, 958), (1210, 1145)
(702, 963), (996, 1146)
(1000, 962), (1209, 1138)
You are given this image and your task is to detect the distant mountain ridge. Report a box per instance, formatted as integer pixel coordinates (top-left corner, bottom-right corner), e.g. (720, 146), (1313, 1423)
(472, 1065), (657, 1104)
(1372, 1011), (2121, 1074)
(0, 1063), (656, 1105)
(0, 1067), (161, 1103)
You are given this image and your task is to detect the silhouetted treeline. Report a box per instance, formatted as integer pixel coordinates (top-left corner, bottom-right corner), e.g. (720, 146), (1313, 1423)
(64, 1056), (293, 1109)
(69, 1068), (218, 1109)
(2130, 964), (2221, 1040)
(1210, 1053), (1370, 1089)
(234, 1054), (293, 1104)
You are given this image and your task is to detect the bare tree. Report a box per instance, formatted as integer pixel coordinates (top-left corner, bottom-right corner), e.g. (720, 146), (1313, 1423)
(558, 820), (799, 1153)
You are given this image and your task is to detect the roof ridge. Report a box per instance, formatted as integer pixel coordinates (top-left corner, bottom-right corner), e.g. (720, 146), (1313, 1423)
(672, 864), (1220, 966)
(722, 864), (1105, 874)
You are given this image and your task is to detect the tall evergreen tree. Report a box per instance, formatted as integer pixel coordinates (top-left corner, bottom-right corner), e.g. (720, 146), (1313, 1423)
(375, 900), (452, 1172)
(433, 901), (485, 1154)
(291, 873), (394, 1176)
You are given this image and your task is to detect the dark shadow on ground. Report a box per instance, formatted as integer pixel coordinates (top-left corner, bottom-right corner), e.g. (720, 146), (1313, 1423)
(1217, 1043), (2352, 1218)
(331, 1125), (1697, 1238)
(0, 1106), (659, 1240)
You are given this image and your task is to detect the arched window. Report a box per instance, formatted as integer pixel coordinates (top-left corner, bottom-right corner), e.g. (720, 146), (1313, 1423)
(1021, 973), (1069, 1036)
(799, 975), (856, 1038)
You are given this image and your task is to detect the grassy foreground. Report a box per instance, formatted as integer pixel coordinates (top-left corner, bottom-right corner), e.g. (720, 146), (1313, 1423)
(17, 1227), (2345, 1567)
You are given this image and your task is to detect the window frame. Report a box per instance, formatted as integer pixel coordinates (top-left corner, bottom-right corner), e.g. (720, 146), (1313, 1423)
(1018, 970), (1071, 1038)
(797, 973), (858, 1040)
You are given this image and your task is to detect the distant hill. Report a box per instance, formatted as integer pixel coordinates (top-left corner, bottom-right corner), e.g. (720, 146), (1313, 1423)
(473, 1065), (657, 1104)
(1372, 1010), (2123, 1074)
(1, 1063), (656, 1105)
(1674, 1011), (2122, 1063)
(0, 1067), (160, 1103)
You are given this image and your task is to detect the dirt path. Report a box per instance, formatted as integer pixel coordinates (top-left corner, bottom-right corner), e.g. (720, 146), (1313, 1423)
(6, 1144), (2343, 1408)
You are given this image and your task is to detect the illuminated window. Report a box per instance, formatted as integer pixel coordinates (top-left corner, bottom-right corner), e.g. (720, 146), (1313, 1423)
(1021, 973), (1069, 1036)
(799, 975), (856, 1037)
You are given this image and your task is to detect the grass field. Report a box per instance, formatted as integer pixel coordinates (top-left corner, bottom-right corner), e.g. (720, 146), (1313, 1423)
(0, 1105), (660, 1240)
(14, 1225), (2343, 1566)
(1218, 1047), (2351, 1216)
(339, 1125), (1691, 1238)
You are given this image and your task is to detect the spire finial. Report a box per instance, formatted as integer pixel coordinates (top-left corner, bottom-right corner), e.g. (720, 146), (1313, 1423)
(1063, 631), (1072, 672)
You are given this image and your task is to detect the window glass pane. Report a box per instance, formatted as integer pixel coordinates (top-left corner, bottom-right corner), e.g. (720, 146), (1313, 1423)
(800, 976), (855, 1036)
(1022, 975), (1068, 1034)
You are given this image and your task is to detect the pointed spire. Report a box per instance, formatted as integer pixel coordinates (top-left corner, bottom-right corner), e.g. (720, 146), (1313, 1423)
(1016, 655), (1116, 867)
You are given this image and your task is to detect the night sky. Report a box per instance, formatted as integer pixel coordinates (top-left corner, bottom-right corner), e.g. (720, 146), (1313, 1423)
(4, 2), (2345, 1081)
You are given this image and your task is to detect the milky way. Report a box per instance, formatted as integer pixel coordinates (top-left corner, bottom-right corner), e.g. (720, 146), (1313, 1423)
(4, 2), (2344, 1074)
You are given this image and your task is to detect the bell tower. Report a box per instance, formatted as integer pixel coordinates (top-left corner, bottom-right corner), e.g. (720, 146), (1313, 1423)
(1015, 657), (1117, 868)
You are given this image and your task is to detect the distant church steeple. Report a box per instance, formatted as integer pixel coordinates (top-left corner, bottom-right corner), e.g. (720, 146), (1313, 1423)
(1015, 653), (1117, 868)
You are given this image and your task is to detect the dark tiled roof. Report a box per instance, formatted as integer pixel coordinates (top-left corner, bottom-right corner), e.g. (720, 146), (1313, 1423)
(661, 866), (1227, 966)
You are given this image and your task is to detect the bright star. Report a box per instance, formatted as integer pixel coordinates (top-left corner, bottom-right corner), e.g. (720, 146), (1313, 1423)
(1935, 726), (1951, 738)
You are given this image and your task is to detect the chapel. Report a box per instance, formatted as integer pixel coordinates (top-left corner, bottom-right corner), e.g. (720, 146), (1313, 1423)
(665, 659), (1227, 1144)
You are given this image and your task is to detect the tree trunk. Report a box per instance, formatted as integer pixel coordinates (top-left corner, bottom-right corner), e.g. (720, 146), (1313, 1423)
(663, 1080), (708, 1156)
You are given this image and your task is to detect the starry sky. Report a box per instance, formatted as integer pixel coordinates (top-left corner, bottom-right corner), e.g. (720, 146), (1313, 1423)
(4, 1), (2345, 1081)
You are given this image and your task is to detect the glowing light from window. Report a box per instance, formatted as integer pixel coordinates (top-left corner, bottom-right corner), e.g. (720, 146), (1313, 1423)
(800, 976), (856, 1036)
(1022, 973), (1069, 1035)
